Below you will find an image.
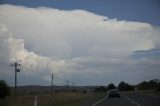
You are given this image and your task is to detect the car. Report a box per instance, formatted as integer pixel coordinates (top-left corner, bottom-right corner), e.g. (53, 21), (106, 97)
(107, 89), (120, 98)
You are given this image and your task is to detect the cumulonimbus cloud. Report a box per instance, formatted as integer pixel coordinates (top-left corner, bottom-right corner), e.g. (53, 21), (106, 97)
(0, 4), (160, 85)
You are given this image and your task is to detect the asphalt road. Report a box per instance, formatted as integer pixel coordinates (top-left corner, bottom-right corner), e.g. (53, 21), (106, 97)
(92, 92), (160, 106)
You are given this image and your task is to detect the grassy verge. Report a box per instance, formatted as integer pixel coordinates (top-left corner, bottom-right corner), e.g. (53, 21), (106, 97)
(0, 92), (106, 106)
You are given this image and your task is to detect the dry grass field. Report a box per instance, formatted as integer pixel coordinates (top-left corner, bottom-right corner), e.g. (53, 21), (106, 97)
(0, 92), (106, 106)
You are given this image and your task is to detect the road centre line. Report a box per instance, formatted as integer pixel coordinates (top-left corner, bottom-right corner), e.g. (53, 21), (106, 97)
(122, 94), (141, 106)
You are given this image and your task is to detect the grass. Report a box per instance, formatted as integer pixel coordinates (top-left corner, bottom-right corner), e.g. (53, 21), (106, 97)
(0, 92), (106, 106)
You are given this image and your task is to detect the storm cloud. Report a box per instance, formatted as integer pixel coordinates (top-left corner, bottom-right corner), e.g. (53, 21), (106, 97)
(0, 5), (160, 86)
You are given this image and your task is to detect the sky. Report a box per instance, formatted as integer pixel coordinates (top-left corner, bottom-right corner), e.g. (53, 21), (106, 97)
(0, 0), (160, 86)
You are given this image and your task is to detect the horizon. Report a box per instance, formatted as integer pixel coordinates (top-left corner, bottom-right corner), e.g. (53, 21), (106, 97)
(8, 78), (159, 87)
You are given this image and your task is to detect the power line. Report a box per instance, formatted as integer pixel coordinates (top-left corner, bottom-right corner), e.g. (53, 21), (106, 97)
(11, 61), (21, 96)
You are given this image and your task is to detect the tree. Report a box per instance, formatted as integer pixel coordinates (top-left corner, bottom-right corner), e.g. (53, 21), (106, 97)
(0, 80), (10, 99)
(107, 83), (116, 90)
(137, 81), (148, 90)
(157, 82), (160, 91)
(118, 81), (134, 91)
(137, 79), (159, 90)
(148, 80), (158, 89)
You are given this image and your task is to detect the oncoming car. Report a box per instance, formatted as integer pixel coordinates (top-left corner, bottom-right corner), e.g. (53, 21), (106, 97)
(107, 89), (120, 98)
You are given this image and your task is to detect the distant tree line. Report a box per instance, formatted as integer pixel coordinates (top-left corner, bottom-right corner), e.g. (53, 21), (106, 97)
(137, 79), (160, 91)
(95, 79), (160, 92)
(95, 86), (107, 92)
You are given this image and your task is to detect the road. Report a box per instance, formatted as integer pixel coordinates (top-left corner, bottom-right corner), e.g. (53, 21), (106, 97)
(92, 92), (160, 106)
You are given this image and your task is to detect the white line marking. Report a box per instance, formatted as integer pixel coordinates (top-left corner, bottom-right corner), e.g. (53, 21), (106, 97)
(91, 97), (106, 106)
(122, 95), (141, 106)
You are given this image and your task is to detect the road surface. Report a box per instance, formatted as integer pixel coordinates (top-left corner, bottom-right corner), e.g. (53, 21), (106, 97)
(92, 92), (160, 106)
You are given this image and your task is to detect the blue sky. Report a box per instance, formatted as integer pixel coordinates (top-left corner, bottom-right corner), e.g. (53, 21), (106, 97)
(1, 0), (160, 26)
(0, 0), (160, 86)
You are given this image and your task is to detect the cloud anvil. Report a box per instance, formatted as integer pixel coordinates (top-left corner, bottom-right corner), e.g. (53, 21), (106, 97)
(0, 4), (160, 86)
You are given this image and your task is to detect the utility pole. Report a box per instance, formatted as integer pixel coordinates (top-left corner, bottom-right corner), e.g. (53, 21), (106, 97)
(73, 82), (75, 87)
(66, 80), (69, 89)
(51, 73), (54, 94)
(11, 61), (21, 97)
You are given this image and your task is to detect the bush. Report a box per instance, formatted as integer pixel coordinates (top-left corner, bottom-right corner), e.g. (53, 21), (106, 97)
(95, 86), (107, 92)
(0, 80), (10, 99)
(118, 81), (134, 91)
(72, 89), (77, 93)
(83, 90), (87, 93)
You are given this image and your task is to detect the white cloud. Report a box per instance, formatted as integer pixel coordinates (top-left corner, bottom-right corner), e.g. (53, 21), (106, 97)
(0, 4), (160, 85)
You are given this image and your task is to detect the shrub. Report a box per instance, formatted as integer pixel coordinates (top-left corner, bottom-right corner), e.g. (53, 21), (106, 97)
(83, 90), (87, 93)
(0, 80), (10, 99)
